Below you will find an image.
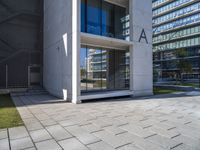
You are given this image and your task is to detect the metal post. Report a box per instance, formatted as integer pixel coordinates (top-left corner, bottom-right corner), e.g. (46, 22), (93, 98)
(28, 66), (30, 88)
(5, 64), (8, 88)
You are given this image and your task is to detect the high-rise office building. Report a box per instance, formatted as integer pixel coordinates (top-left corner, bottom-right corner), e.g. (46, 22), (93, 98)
(153, 0), (200, 81)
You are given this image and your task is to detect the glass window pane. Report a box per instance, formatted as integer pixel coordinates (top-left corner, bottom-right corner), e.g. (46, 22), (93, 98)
(87, 0), (101, 35)
(80, 47), (87, 91)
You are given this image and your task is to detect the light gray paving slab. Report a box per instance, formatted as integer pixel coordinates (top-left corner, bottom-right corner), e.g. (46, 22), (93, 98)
(24, 147), (37, 150)
(46, 124), (73, 141)
(149, 126), (180, 138)
(0, 138), (9, 150)
(118, 132), (165, 150)
(30, 129), (52, 142)
(117, 143), (143, 150)
(172, 135), (200, 149)
(10, 93), (200, 150)
(146, 134), (181, 149)
(35, 139), (62, 150)
(9, 126), (29, 140)
(93, 130), (132, 148)
(87, 141), (115, 150)
(65, 125), (100, 145)
(120, 124), (156, 138)
(40, 119), (57, 127)
(10, 137), (34, 150)
(103, 126), (127, 135)
(58, 138), (89, 150)
(80, 124), (102, 133)
(25, 121), (44, 131)
(0, 130), (7, 139)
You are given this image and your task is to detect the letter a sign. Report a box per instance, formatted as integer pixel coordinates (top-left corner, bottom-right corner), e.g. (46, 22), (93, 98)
(139, 29), (148, 44)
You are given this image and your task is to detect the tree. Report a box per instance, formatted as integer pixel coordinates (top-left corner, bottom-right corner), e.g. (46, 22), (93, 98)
(176, 48), (192, 83)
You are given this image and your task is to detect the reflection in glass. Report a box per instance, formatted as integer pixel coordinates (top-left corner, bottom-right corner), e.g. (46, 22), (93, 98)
(80, 45), (130, 92)
(81, 0), (129, 40)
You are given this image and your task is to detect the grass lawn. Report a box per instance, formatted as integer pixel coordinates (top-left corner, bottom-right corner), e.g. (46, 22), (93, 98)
(177, 83), (200, 88)
(154, 88), (182, 95)
(0, 94), (23, 129)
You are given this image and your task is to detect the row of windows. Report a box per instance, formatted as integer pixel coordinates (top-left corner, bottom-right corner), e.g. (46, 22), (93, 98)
(154, 13), (200, 34)
(153, 2), (200, 25)
(153, 0), (193, 16)
(153, 37), (200, 51)
(152, 0), (168, 8)
(155, 59), (200, 69)
(154, 48), (200, 61)
(153, 26), (200, 43)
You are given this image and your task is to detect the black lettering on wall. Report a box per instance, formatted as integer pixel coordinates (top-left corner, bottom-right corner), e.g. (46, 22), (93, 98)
(139, 29), (148, 44)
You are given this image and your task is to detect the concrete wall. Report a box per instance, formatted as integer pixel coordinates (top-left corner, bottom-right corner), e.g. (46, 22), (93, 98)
(130, 0), (153, 96)
(43, 0), (73, 100)
(0, 0), (42, 88)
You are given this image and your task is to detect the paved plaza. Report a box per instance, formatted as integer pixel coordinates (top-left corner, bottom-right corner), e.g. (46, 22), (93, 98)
(1, 92), (200, 150)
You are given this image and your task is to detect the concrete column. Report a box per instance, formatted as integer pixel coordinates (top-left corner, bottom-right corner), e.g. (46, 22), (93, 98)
(72, 0), (81, 103)
(130, 0), (153, 96)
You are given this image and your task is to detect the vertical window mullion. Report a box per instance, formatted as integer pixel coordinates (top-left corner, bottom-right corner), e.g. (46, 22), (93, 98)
(86, 46), (88, 91)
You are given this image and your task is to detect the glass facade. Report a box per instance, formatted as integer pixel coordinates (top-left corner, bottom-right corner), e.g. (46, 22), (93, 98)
(81, 0), (129, 40)
(153, 0), (200, 81)
(153, 0), (194, 16)
(80, 45), (130, 92)
(154, 13), (200, 34)
(153, 2), (200, 25)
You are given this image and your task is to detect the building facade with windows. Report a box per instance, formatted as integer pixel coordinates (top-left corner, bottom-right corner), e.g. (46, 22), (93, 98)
(44, 0), (152, 103)
(153, 0), (200, 81)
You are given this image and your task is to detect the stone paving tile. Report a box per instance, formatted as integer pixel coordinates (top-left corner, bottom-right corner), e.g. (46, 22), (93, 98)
(146, 134), (182, 149)
(87, 141), (116, 150)
(58, 138), (89, 150)
(116, 143), (143, 150)
(9, 126), (29, 140)
(25, 121), (44, 131)
(80, 123), (102, 133)
(65, 125), (101, 145)
(40, 119), (57, 127)
(0, 138), (9, 150)
(24, 147), (37, 150)
(93, 130), (132, 148)
(10, 137), (34, 150)
(30, 129), (52, 143)
(103, 126), (127, 135)
(119, 124), (156, 138)
(117, 132), (165, 150)
(0, 130), (7, 140)
(172, 135), (200, 149)
(149, 126), (180, 138)
(6, 93), (200, 150)
(46, 124), (73, 141)
(171, 143), (195, 150)
(35, 139), (62, 150)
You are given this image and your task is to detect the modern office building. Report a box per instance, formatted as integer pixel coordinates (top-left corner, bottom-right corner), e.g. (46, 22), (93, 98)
(0, 0), (152, 103)
(153, 0), (200, 81)
(44, 0), (153, 103)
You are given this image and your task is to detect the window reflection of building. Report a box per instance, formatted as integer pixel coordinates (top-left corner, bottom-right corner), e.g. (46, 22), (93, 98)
(80, 46), (130, 92)
(153, 0), (200, 81)
(81, 0), (129, 41)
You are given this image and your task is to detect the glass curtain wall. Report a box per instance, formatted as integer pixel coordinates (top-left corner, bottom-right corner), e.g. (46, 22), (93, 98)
(81, 0), (129, 40)
(80, 45), (130, 92)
